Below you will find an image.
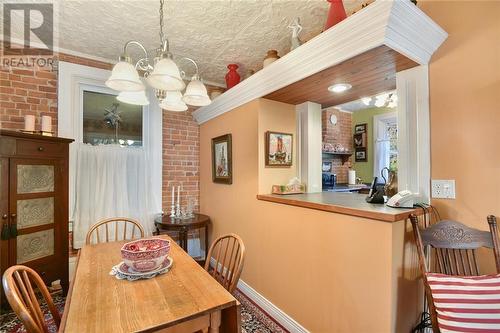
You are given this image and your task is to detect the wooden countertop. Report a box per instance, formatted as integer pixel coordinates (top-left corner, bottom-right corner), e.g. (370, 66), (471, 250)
(257, 192), (421, 222)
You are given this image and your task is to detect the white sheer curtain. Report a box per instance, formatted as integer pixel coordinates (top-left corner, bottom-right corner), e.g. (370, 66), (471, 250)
(374, 139), (390, 178)
(71, 144), (155, 248)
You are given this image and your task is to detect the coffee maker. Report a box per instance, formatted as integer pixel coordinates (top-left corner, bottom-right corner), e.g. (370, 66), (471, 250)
(322, 173), (337, 189)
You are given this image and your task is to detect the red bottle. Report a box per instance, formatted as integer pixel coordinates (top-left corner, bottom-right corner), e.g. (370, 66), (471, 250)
(225, 64), (240, 89)
(324, 0), (347, 31)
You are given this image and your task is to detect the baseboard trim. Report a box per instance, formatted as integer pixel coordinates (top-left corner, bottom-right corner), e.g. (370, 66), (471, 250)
(209, 257), (308, 332)
(236, 279), (309, 333)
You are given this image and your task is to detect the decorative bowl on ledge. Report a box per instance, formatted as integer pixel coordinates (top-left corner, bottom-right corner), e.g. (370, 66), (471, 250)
(121, 238), (170, 272)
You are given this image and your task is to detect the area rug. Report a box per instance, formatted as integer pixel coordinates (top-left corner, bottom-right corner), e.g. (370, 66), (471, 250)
(1, 289), (289, 333)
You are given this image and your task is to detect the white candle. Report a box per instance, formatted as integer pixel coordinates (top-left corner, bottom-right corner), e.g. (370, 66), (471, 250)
(177, 186), (180, 206)
(171, 186), (175, 205)
(41, 116), (51, 132)
(24, 115), (35, 131)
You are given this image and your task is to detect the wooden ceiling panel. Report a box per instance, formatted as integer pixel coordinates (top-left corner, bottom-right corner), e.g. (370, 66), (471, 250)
(264, 46), (418, 108)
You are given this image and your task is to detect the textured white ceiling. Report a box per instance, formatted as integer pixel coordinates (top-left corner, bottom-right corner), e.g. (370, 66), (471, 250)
(55, 0), (365, 85)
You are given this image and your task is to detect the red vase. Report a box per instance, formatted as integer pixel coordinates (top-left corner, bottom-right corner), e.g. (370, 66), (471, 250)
(225, 64), (240, 89)
(324, 0), (347, 31)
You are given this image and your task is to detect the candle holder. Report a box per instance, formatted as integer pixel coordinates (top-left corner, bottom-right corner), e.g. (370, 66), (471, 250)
(170, 204), (176, 218)
(41, 131), (54, 137)
(175, 202), (181, 218)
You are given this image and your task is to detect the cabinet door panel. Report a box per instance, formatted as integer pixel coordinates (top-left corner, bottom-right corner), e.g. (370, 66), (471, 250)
(16, 228), (55, 264)
(17, 197), (55, 229)
(17, 164), (54, 194)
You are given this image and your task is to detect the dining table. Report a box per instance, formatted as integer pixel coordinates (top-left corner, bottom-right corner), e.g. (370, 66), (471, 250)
(60, 235), (241, 332)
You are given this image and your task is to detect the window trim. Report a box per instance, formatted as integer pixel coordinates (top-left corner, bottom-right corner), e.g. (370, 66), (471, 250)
(57, 61), (163, 218)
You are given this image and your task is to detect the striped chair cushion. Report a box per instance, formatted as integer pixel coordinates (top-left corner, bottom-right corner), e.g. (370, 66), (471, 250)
(426, 273), (500, 333)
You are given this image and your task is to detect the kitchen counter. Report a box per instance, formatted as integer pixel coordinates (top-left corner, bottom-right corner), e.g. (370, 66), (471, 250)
(256, 192), (421, 222)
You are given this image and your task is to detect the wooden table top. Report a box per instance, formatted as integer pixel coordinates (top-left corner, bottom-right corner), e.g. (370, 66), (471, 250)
(62, 235), (237, 332)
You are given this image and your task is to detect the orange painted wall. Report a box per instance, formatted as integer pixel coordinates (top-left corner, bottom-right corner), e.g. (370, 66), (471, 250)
(200, 99), (406, 332)
(199, 3), (500, 331)
(420, 1), (500, 231)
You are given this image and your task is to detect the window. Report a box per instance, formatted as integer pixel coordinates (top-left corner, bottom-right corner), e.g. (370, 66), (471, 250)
(373, 112), (398, 178)
(82, 91), (143, 146)
(386, 121), (398, 170)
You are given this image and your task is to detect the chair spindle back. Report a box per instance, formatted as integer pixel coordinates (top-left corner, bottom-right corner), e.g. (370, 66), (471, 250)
(85, 217), (145, 245)
(2, 265), (61, 333)
(204, 233), (245, 293)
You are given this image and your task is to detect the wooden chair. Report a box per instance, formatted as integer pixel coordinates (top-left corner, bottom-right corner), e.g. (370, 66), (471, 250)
(204, 234), (245, 293)
(2, 265), (61, 333)
(410, 214), (500, 332)
(85, 217), (145, 245)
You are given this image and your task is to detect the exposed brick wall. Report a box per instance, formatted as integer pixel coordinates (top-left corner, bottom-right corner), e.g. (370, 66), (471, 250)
(1, 52), (111, 133)
(162, 109), (200, 212)
(1, 50), (205, 214)
(322, 107), (353, 183)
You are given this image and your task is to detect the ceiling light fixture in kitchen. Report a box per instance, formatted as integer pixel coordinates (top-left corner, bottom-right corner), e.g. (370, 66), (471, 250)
(328, 83), (352, 93)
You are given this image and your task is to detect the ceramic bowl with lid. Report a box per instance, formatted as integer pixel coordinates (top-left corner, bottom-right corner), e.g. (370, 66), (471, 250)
(120, 238), (170, 272)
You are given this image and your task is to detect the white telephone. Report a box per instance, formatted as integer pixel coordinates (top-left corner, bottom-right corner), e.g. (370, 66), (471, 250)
(386, 190), (415, 208)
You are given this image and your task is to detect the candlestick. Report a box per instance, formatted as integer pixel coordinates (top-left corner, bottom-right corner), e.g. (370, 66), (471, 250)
(171, 186), (175, 205)
(24, 115), (35, 131)
(170, 203), (175, 218)
(177, 186), (180, 206)
(41, 115), (52, 132)
(176, 186), (181, 218)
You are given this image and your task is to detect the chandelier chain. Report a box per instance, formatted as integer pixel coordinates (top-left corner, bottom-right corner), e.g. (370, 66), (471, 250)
(159, 0), (165, 44)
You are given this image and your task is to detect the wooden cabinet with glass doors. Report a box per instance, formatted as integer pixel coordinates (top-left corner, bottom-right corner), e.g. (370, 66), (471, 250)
(0, 130), (73, 307)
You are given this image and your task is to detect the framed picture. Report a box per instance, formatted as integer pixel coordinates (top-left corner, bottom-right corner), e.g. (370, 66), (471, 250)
(353, 133), (366, 148)
(265, 131), (293, 167)
(322, 161), (332, 172)
(211, 134), (232, 184)
(355, 123), (367, 134)
(355, 148), (367, 162)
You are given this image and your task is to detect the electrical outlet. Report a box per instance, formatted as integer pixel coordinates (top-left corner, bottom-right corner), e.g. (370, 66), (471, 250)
(431, 180), (456, 199)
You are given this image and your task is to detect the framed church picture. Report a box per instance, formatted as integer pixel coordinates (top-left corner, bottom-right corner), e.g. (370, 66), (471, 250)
(212, 134), (232, 184)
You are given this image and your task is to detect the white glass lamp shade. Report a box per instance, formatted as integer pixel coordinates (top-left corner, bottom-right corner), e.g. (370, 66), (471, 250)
(117, 90), (149, 106)
(182, 77), (211, 107)
(159, 91), (188, 112)
(105, 61), (144, 92)
(147, 58), (185, 91)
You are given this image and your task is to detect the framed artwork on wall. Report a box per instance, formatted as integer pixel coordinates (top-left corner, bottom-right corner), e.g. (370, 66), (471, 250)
(355, 123), (367, 134)
(353, 133), (366, 148)
(212, 134), (232, 184)
(265, 131), (293, 167)
(355, 148), (367, 162)
(354, 123), (368, 162)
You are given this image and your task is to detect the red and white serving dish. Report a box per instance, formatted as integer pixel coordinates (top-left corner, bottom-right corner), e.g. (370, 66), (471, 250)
(120, 238), (170, 272)
(110, 256), (173, 281)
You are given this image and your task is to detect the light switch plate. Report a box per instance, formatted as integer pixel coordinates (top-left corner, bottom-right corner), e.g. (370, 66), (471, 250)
(431, 180), (456, 199)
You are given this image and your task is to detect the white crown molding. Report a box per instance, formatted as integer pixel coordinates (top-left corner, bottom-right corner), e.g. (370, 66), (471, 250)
(193, 0), (447, 124)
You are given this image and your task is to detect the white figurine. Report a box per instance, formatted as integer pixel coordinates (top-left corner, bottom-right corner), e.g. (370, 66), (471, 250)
(288, 17), (303, 51)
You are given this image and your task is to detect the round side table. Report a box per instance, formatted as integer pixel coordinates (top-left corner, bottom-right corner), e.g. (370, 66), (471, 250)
(154, 213), (210, 264)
